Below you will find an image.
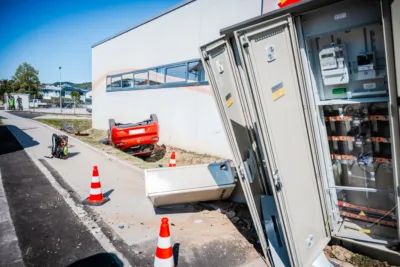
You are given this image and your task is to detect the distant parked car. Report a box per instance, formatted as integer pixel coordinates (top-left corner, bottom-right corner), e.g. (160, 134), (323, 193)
(29, 99), (51, 108)
(86, 105), (92, 113)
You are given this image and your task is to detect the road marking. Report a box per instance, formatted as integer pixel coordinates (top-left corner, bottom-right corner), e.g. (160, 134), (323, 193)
(27, 153), (132, 267)
(0, 169), (25, 267)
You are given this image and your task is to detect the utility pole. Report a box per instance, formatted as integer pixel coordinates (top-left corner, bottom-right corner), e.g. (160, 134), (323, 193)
(0, 81), (2, 106)
(59, 66), (62, 113)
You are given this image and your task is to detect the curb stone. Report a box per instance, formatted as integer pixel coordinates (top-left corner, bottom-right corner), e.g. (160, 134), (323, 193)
(30, 118), (145, 176)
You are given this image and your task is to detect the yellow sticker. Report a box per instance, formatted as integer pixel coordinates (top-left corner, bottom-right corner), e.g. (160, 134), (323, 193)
(359, 211), (366, 216)
(271, 82), (286, 101)
(225, 93), (233, 108)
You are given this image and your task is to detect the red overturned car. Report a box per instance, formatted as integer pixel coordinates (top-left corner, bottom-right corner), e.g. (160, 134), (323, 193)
(108, 114), (159, 157)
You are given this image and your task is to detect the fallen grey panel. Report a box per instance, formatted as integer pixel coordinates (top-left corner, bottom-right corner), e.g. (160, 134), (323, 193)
(62, 122), (75, 134)
(145, 160), (237, 207)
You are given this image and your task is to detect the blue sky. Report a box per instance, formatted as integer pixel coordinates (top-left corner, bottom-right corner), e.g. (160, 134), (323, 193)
(0, 0), (181, 84)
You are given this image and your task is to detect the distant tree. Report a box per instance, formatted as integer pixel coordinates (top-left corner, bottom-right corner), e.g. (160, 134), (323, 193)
(16, 88), (27, 94)
(70, 91), (81, 106)
(12, 62), (40, 96)
(0, 79), (15, 102)
(74, 82), (92, 89)
(53, 81), (74, 87)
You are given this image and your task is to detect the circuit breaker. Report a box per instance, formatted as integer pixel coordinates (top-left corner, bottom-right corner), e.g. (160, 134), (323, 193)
(357, 51), (377, 80)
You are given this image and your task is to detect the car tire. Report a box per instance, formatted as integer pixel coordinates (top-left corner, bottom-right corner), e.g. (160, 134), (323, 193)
(108, 119), (116, 146)
(150, 114), (158, 123)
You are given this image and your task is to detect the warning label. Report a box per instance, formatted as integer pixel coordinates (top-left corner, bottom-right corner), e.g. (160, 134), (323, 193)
(271, 82), (286, 101)
(225, 93), (233, 108)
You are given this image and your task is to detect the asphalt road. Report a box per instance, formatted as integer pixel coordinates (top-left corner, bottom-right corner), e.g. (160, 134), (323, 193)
(0, 126), (122, 267)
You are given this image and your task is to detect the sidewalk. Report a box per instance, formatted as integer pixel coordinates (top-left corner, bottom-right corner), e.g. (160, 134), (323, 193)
(1, 111), (267, 267)
(7, 110), (91, 120)
(26, 107), (91, 115)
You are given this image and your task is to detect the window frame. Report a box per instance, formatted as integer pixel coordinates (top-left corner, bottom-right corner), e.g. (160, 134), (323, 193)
(110, 75), (122, 88)
(106, 58), (208, 92)
(187, 60), (205, 83)
(121, 73), (134, 88)
(164, 63), (188, 85)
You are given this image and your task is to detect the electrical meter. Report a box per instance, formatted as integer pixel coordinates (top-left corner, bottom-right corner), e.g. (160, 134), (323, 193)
(357, 51), (377, 80)
(319, 44), (349, 86)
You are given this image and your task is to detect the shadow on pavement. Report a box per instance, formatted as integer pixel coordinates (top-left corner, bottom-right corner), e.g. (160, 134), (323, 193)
(103, 189), (115, 198)
(6, 125), (40, 149)
(67, 152), (81, 158)
(20, 127), (39, 131)
(0, 126), (24, 155)
(6, 110), (45, 119)
(0, 115), (7, 120)
(173, 243), (180, 266)
(153, 203), (199, 215)
(66, 252), (123, 267)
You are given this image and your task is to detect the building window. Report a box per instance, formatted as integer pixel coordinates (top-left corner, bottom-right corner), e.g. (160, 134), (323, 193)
(122, 73), (133, 88)
(188, 61), (205, 83)
(111, 76), (122, 88)
(149, 68), (165, 85)
(165, 64), (187, 84)
(107, 77), (112, 89)
(106, 59), (208, 91)
(133, 72), (149, 86)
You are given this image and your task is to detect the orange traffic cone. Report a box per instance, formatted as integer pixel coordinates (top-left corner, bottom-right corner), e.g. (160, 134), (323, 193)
(154, 218), (174, 267)
(82, 166), (110, 206)
(168, 152), (176, 167)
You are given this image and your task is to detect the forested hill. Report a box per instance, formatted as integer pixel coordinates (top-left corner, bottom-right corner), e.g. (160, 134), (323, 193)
(52, 82), (91, 89)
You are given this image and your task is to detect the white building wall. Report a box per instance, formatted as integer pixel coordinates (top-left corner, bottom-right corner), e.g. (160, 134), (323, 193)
(3, 93), (29, 110)
(92, 0), (264, 158)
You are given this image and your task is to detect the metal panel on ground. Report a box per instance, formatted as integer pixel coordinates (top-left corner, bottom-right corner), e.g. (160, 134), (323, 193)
(145, 161), (236, 207)
(235, 15), (329, 266)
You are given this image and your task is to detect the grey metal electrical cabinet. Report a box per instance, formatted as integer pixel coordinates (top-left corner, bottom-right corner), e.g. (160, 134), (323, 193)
(200, 37), (275, 265)
(200, 0), (400, 266)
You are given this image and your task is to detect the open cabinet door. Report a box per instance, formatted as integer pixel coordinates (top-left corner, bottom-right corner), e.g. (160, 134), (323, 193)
(392, 0), (400, 97)
(387, 0), (400, 236)
(200, 37), (273, 265)
(234, 15), (330, 266)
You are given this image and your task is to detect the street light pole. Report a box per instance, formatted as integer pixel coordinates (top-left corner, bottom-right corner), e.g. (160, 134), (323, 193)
(59, 66), (62, 113)
(0, 82), (2, 106)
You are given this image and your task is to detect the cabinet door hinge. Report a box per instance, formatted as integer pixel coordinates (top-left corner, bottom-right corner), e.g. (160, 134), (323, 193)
(273, 169), (282, 192)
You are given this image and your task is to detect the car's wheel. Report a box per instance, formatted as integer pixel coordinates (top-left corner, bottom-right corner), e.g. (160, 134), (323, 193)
(150, 114), (158, 123)
(108, 119), (115, 146)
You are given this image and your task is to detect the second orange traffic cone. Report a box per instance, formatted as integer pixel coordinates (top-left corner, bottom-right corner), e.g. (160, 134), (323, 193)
(154, 218), (174, 267)
(82, 166), (110, 206)
(168, 152), (176, 167)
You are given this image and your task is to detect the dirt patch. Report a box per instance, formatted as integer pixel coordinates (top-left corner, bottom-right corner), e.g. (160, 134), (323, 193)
(35, 119), (225, 169)
(167, 201), (262, 255)
(324, 245), (398, 267)
(196, 201), (260, 247)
